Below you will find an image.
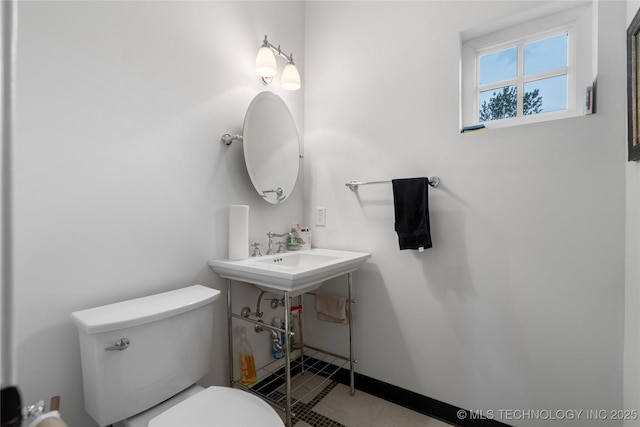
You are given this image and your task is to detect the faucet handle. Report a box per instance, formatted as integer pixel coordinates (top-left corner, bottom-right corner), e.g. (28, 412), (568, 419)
(276, 241), (287, 253)
(266, 232), (275, 255)
(250, 242), (262, 257)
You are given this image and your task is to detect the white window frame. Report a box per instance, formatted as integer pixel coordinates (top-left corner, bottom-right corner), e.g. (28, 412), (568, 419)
(460, 2), (594, 130)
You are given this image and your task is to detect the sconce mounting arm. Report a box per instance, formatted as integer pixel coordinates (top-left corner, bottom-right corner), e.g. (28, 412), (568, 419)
(261, 35), (294, 64)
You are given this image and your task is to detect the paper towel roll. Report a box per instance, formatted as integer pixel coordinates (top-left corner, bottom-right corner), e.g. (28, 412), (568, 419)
(228, 205), (249, 260)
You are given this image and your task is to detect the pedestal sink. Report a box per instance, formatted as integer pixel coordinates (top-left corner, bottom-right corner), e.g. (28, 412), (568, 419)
(208, 248), (371, 296)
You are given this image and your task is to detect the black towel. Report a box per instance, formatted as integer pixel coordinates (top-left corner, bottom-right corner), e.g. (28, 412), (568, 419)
(392, 177), (432, 250)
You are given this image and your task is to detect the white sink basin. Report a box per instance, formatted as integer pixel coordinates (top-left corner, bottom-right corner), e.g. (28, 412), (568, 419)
(208, 248), (371, 296)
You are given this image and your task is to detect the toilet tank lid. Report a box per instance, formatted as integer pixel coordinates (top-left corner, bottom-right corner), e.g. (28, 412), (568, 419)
(71, 285), (221, 334)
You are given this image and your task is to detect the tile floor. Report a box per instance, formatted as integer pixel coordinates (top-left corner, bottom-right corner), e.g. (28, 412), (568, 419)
(272, 374), (452, 427)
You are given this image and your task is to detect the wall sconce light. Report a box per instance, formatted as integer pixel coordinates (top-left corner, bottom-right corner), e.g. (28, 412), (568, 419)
(255, 35), (300, 91)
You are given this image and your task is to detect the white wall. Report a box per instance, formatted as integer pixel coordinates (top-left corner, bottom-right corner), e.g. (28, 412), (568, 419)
(13, 2), (304, 425)
(304, 1), (627, 426)
(626, 3), (640, 426)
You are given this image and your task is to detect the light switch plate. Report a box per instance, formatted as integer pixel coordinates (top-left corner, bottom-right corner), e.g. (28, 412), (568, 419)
(316, 207), (326, 227)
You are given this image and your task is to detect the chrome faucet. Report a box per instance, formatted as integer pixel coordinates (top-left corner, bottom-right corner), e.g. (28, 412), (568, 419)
(266, 231), (291, 255)
(250, 242), (263, 257)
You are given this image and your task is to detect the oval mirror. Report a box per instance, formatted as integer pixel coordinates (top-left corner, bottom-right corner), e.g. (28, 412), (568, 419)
(243, 92), (300, 204)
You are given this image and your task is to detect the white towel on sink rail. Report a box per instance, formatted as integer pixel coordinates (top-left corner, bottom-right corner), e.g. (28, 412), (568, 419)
(315, 294), (349, 324)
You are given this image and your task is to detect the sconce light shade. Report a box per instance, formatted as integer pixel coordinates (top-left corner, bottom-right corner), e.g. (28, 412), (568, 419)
(281, 62), (301, 91)
(255, 46), (277, 78)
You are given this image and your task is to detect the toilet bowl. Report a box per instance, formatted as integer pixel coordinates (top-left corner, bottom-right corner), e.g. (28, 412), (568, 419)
(71, 285), (282, 427)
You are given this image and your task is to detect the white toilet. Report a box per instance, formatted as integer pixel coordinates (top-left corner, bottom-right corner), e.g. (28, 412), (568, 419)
(71, 285), (282, 427)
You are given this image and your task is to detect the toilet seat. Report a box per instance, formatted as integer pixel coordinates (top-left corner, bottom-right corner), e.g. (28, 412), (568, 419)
(148, 386), (282, 427)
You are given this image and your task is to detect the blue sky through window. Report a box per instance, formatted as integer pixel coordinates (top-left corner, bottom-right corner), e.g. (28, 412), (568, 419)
(524, 33), (568, 75)
(479, 47), (517, 85)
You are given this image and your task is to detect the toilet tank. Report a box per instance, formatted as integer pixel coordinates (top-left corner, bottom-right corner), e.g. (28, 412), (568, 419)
(71, 285), (221, 427)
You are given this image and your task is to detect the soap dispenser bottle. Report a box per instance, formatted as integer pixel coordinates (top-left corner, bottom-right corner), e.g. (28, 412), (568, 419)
(239, 327), (257, 385)
(287, 227), (300, 251)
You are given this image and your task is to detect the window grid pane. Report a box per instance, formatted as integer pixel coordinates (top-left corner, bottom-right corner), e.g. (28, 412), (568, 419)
(523, 74), (568, 115)
(479, 85), (518, 122)
(524, 33), (568, 76)
(479, 46), (517, 86)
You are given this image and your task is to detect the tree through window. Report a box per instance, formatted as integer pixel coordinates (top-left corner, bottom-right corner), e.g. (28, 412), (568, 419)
(479, 87), (543, 122)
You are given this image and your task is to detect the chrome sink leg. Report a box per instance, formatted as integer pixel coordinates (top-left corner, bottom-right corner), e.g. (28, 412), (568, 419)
(284, 291), (292, 427)
(348, 272), (355, 396)
(227, 279), (233, 387)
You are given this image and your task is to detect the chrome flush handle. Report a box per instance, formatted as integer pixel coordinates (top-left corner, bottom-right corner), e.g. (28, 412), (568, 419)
(105, 338), (130, 351)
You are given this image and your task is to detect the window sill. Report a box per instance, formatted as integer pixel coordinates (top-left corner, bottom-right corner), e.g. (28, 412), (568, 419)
(462, 108), (589, 132)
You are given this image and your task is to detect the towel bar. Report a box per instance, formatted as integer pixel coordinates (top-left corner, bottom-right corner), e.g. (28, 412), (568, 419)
(305, 292), (357, 303)
(345, 176), (440, 191)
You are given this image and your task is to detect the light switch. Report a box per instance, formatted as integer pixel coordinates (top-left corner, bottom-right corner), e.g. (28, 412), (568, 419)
(316, 207), (326, 227)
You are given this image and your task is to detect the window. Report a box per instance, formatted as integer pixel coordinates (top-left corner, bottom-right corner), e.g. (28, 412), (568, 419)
(461, 2), (594, 129)
(478, 30), (569, 122)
